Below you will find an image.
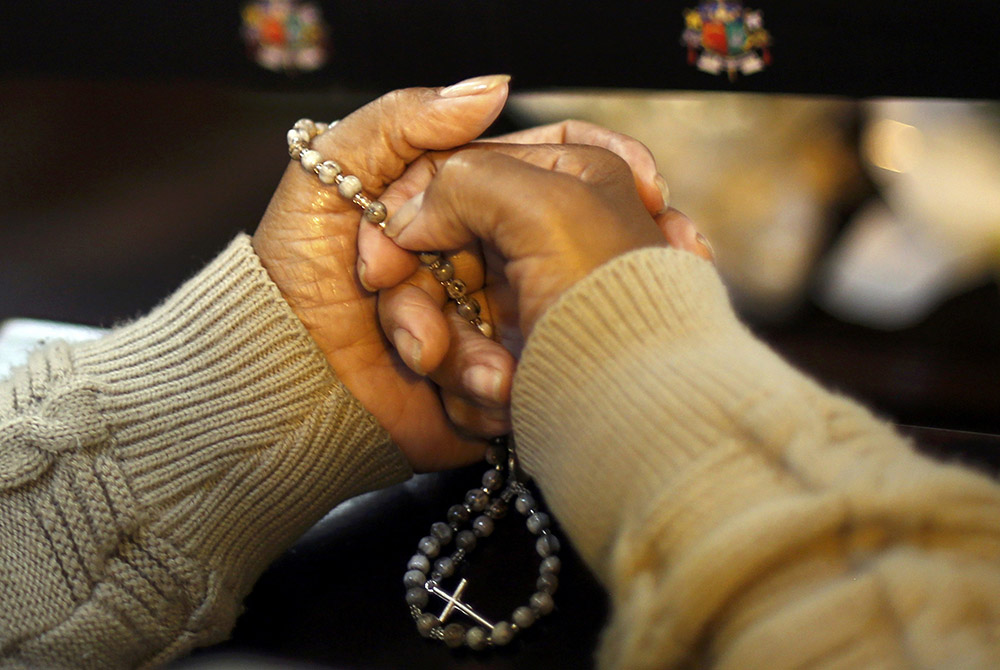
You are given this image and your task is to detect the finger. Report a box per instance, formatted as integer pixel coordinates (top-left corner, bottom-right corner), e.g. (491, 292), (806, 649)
(487, 119), (667, 214)
(442, 392), (512, 439)
(432, 303), (515, 410)
(376, 246), (487, 374)
(278, 75), (511, 215)
(654, 208), (716, 263)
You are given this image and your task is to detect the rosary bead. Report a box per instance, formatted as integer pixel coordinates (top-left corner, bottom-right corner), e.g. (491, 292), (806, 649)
(512, 605), (537, 629)
(447, 504), (470, 524)
(288, 142), (306, 159)
(430, 521), (453, 544)
(293, 118), (316, 135)
(314, 121), (329, 134)
(434, 556), (456, 579)
(536, 573), (559, 595)
(457, 297), (481, 321)
(465, 488), (489, 512)
(489, 621), (515, 646)
(536, 534), (560, 557)
(456, 529), (477, 551)
(300, 149), (322, 172)
(404, 569), (427, 589)
(472, 515), (494, 538)
(515, 493), (535, 515)
(487, 498), (508, 519)
(417, 613), (441, 638)
(338, 175), (363, 199)
(530, 591), (555, 616)
(317, 160), (342, 184)
(443, 623), (466, 648)
(364, 200), (387, 224)
(540, 555), (561, 576)
(466, 626), (489, 650)
(287, 128), (309, 145)
(476, 320), (494, 338)
(406, 586), (429, 608)
(482, 469), (503, 493)
(431, 261), (455, 282)
(418, 251), (441, 265)
(407, 554), (431, 573)
(418, 536), (441, 558)
(445, 279), (467, 300)
(485, 443), (506, 466)
(527, 512), (550, 535)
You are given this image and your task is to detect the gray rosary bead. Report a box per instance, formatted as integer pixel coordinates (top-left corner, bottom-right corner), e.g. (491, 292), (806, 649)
(466, 626), (489, 651)
(485, 443), (506, 465)
(540, 555), (561, 575)
(535, 533), (560, 557)
(487, 498), (508, 519)
(526, 512), (550, 534)
(515, 493), (535, 515)
(456, 529), (477, 551)
(434, 557), (456, 579)
(418, 251), (441, 264)
(363, 200), (387, 224)
(418, 536), (441, 558)
(489, 621), (515, 646)
(404, 569), (427, 589)
(432, 261), (455, 282)
(536, 573), (559, 595)
(430, 521), (453, 544)
(417, 613), (441, 638)
(447, 504), (470, 524)
(442, 623), (466, 648)
(472, 515), (494, 538)
(530, 591), (555, 616)
(512, 605), (537, 629)
(408, 554), (431, 573)
(482, 469), (503, 492)
(406, 586), (429, 608)
(465, 488), (489, 512)
(457, 298), (481, 321)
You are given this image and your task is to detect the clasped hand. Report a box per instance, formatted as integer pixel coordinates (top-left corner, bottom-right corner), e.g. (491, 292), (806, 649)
(252, 77), (712, 473)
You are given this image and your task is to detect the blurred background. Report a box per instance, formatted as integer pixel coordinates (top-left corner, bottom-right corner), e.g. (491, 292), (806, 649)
(2, 2), (999, 665)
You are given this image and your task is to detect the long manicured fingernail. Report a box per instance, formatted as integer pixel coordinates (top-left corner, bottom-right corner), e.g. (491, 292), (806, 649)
(393, 328), (424, 376)
(654, 174), (670, 211)
(439, 74), (511, 98)
(695, 232), (716, 262)
(383, 192), (423, 239)
(357, 259), (375, 292)
(463, 365), (505, 405)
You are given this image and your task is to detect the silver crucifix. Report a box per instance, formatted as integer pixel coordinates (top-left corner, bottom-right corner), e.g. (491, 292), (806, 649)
(428, 578), (495, 631)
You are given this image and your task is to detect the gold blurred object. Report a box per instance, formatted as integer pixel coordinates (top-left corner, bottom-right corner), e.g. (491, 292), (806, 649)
(510, 91), (861, 319)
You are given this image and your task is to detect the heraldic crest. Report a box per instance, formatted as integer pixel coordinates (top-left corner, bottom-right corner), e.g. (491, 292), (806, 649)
(682, 1), (772, 80)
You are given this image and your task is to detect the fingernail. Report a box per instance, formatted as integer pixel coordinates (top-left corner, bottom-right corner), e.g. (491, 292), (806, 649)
(463, 365), (505, 405)
(383, 192), (423, 239)
(393, 328), (424, 376)
(695, 232), (716, 262)
(439, 74), (511, 98)
(654, 174), (670, 211)
(357, 259), (375, 292)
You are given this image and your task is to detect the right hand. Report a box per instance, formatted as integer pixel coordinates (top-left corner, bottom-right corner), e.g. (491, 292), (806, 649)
(371, 143), (714, 436)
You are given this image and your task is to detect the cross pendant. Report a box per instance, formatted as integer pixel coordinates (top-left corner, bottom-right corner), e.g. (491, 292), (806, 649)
(428, 578), (495, 631)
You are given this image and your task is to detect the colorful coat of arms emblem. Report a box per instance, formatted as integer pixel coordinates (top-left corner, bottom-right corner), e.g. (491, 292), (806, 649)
(241, 0), (329, 73)
(682, 1), (772, 81)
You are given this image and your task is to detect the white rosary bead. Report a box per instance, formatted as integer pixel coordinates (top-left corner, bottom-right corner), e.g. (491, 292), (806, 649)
(338, 174), (363, 199)
(287, 128), (309, 146)
(316, 160), (341, 184)
(293, 118), (316, 135)
(300, 149), (322, 172)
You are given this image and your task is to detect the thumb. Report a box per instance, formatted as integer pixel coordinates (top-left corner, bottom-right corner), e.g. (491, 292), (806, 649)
(299, 75), (511, 197)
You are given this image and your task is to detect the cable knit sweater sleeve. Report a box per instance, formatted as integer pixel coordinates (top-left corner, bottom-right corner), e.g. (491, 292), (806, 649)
(513, 247), (1000, 669)
(0, 235), (412, 669)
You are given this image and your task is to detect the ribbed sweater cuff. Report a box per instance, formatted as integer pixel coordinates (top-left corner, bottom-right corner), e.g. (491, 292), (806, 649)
(73, 235), (411, 596)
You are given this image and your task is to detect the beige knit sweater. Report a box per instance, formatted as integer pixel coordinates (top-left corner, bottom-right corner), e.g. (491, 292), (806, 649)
(2, 235), (1000, 669)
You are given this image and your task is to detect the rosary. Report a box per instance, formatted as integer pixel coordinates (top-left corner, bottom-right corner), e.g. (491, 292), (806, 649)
(288, 119), (560, 649)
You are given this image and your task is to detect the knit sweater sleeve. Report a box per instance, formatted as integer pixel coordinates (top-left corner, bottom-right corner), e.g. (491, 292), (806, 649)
(0, 234), (412, 669)
(513, 247), (1000, 669)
